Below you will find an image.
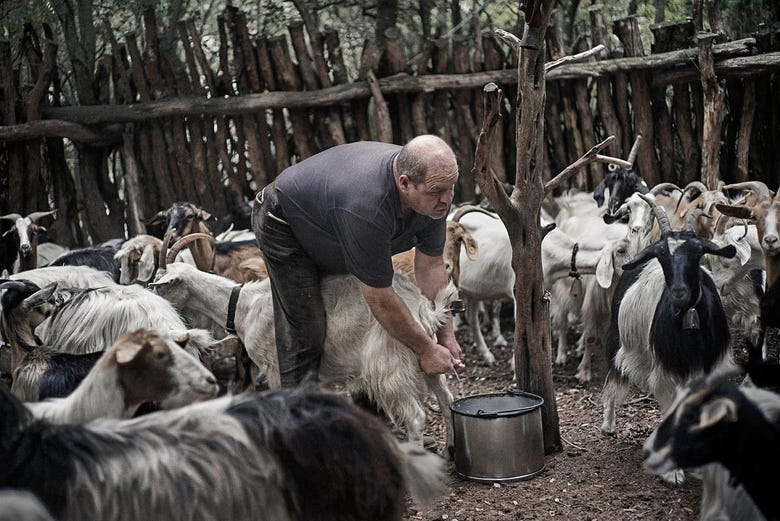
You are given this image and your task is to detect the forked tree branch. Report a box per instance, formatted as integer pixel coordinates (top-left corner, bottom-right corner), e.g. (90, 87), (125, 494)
(544, 136), (631, 194)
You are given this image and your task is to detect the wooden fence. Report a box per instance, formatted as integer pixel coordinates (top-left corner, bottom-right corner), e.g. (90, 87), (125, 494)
(0, 5), (779, 247)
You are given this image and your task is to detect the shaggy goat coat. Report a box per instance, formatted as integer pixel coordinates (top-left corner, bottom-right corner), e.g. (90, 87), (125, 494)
(0, 384), (444, 521)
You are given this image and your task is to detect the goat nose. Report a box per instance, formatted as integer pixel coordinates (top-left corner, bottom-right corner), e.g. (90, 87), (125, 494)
(20, 244), (31, 252)
(205, 375), (217, 385)
(671, 288), (687, 301)
(765, 235), (778, 246)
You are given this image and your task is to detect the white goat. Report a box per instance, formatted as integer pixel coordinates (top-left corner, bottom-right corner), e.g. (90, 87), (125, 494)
(32, 284), (194, 358)
(0, 384), (446, 521)
(150, 262), (458, 452)
(24, 328), (218, 423)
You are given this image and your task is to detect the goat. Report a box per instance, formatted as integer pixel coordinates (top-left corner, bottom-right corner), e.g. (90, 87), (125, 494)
(450, 205), (514, 364)
(114, 234), (163, 285)
(49, 245), (122, 282)
(9, 282), (209, 373)
(7, 265), (117, 289)
(23, 328), (218, 423)
(391, 219), (478, 287)
(717, 181), (780, 328)
(643, 371), (780, 520)
(549, 198), (628, 371)
(149, 261), (458, 454)
(0, 210), (57, 273)
(0, 383), (445, 521)
(593, 165), (648, 224)
(568, 236), (638, 383)
(163, 230), (266, 283)
(707, 223), (765, 348)
(601, 196), (737, 484)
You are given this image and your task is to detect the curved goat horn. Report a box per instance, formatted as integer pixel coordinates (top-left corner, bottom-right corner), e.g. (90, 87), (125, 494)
(26, 210), (57, 222)
(0, 213), (23, 221)
(449, 205), (498, 222)
(649, 182), (681, 196)
(638, 193), (672, 235)
(160, 230), (175, 270)
(683, 206), (707, 233)
(723, 181), (772, 200)
(165, 233), (215, 265)
(684, 181), (707, 198)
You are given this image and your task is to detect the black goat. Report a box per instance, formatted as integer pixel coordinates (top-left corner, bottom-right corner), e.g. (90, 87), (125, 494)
(643, 371), (780, 521)
(49, 246), (122, 282)
(593, 166), (649, 224)
(601, 195), (736, 485)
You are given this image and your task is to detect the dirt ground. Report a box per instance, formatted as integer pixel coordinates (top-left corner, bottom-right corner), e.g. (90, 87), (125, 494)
(404, 322), (703, 521)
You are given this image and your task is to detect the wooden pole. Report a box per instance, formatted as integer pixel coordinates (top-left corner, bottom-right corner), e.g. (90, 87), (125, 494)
(698, 31), (726, 189)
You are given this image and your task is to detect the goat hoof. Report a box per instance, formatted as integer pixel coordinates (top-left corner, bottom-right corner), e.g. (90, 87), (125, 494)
(661, 469), (685, 487)
(601, 426), (616, 437)
(575, 369), (591, 384)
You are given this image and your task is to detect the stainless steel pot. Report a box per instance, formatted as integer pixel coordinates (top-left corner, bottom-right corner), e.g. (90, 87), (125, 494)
(450, 389), (545, 482)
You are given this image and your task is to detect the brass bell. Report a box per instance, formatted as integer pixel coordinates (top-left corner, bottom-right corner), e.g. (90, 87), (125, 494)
(682, 308), (700, 330)
(569, 277), (583, 298)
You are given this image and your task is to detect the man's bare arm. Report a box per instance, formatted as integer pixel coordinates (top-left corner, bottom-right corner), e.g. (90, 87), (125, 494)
(361, 283), (455, 375)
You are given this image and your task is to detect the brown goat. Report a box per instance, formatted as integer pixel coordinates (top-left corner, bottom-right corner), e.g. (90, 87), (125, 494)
(391, 220), (478, 287)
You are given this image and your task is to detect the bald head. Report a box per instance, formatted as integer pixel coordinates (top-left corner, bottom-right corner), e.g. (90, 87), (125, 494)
(396, 135), (458, 185)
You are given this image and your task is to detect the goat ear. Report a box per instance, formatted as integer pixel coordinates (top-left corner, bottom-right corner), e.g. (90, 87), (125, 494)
(730, 237), (752, 266)
(21, 282), (56, 311)
(115, 340), (146, 365)
(462, 235), (478, 260)
(715, 203), (751, 220)
(694, 397), (738, 431)
(703, 241), (737, 259)
(197, 209), (213, 221)
(596, 247), (614, 289)
(138, 245), (157, 282)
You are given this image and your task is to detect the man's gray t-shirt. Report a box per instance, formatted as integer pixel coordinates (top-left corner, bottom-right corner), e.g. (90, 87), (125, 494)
(274, 141), (447, 288)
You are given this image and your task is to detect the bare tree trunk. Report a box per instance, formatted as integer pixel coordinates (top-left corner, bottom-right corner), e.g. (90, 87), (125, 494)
(474, 1), (563, 454)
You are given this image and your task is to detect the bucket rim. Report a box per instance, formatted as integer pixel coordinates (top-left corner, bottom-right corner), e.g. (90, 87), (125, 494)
(449, 389), (544, 418)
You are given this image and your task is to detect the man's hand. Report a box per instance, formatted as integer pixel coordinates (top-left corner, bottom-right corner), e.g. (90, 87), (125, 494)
(418, 342), (457, 375)
(437, 333), (464, 369)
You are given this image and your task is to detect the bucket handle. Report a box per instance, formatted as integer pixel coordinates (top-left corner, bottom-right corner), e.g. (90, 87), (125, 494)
(475, 408), (528, 417)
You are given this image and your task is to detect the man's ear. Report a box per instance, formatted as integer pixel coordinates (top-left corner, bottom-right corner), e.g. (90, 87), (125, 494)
(398, 174), (412, 192)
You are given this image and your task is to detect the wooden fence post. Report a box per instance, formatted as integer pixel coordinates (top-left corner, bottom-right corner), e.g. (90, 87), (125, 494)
(614, 16), (660, 186)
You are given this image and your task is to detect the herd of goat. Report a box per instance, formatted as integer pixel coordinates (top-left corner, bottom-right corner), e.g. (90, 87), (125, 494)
(1, 168), (779, 520)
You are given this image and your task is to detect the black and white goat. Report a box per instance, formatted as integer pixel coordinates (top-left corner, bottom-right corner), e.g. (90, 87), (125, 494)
(24, 328), (218, 423)
(593, 165), (648, 224)
(0, 383), (445, 521)
(601, 195), (737, 483)
(0, 211), (57, 273)
(643, 371), (780, 520)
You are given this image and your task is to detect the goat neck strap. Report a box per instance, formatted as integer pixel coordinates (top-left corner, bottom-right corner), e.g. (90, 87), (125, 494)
(569, 243), (581, 279)
(225, 284), (243, 334)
